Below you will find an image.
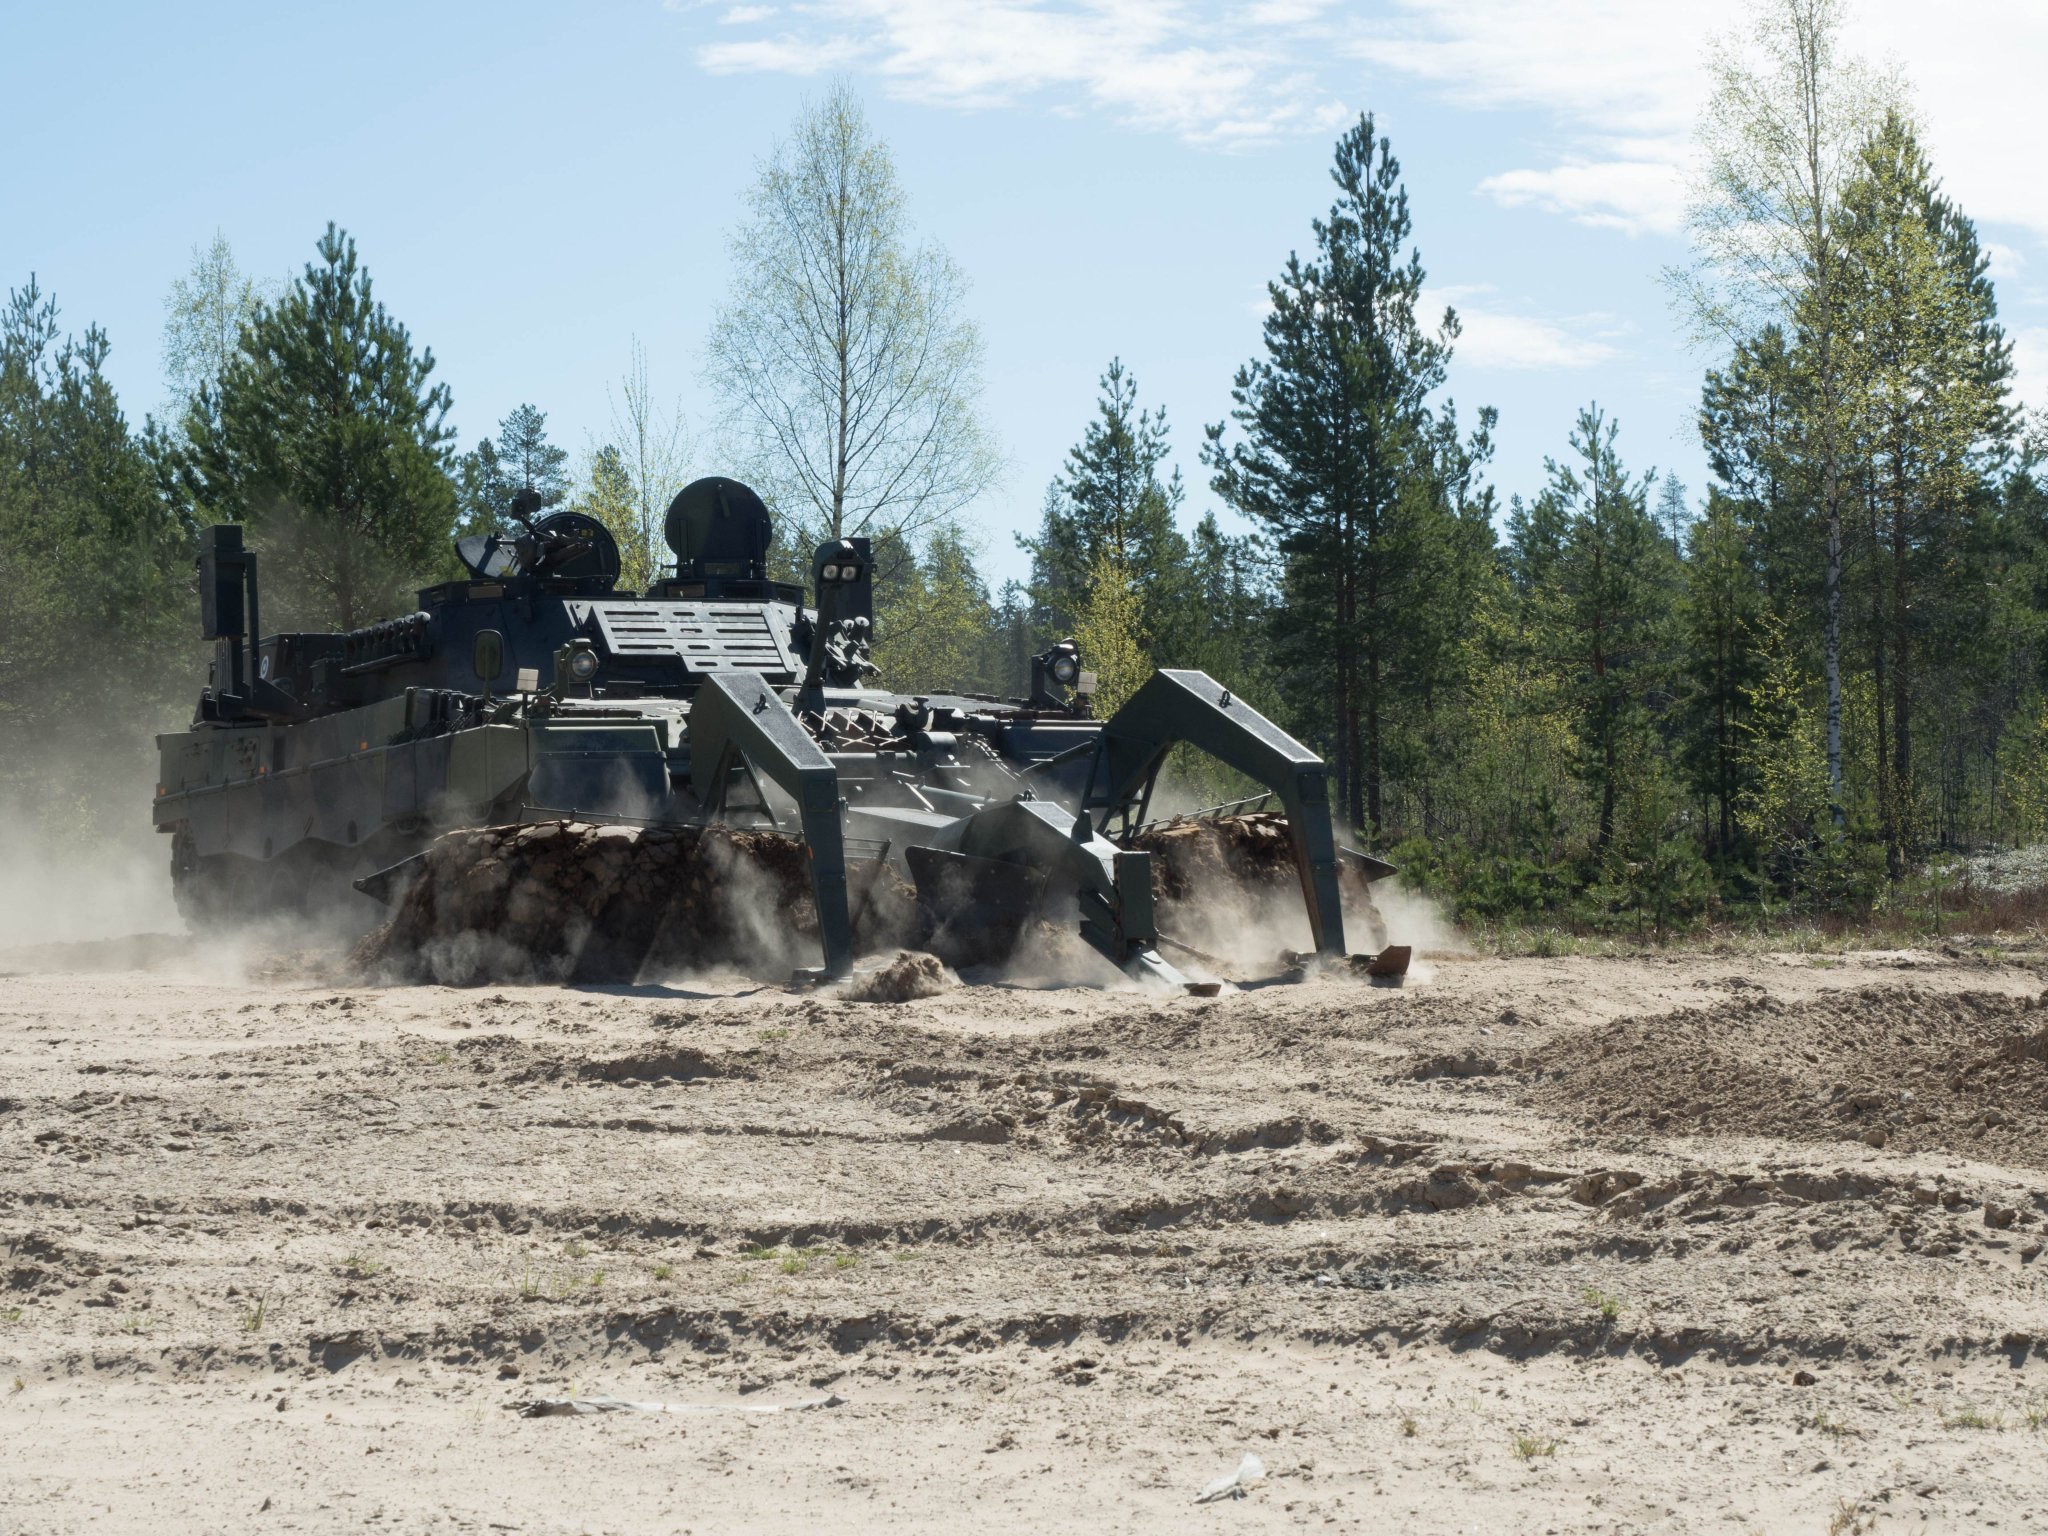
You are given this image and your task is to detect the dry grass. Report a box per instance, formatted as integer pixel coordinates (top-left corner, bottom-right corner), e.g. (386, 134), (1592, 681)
(1474, 879), (2048, 960)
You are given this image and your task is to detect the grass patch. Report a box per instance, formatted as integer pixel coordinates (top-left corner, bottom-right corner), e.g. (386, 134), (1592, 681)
(0, 1307), (22, 1324)
(1828, 1498), (1874, 1536)
(1510, 1432), (1556, 1461)
(778, 1256), (807, 1275)
(1581, 1286), (1621, 1322)
(651, 1262), (674, 1281)
(1944, 1405), (2004, 1431)
(892, 1249), (922, 1263)
(833, 1254), (859, 1270)
(757, 1028), (790, 1043)
(563, 1239), (589, 1260)
(341, 1252), (383, 1278)
(1810, 1410), (1859, 1439)
(240, 1288), (271, 1333)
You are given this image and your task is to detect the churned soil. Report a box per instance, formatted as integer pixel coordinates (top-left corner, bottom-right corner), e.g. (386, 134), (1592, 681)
(2, 941), (2045, 1532)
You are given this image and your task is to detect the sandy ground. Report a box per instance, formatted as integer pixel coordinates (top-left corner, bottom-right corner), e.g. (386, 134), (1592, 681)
(3, 938), (2046, 1533)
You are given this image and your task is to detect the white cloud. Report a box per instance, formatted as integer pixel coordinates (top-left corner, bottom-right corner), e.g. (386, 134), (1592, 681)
(690, 0), (1349, 148)
(1347, 0), (2048, 245)
(1986, 241), (2027, 282)
(1476, 161), (1688, 238)
(684, 0), (2048, 251)
(2013, 326), (2048, 413)
(1431, 286), (1621, 371)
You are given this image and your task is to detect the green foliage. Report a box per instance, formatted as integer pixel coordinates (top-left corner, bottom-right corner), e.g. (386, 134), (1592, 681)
(177, 223), (457, 630)
(0, 276), (193, 838)
(1070, 548), (1150, 718)
(873, 521), (1010, 695)
(572, 444), (649, 589)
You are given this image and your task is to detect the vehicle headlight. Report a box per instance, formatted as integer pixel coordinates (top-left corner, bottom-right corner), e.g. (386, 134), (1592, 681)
(1051, 656), (1079, 685)
(822, 564), (841, 581)
(567, 649), (600, 682)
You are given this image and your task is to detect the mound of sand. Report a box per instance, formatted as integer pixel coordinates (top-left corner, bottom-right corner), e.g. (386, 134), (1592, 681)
(840, 950), (954, 1003)
(1529, 983), (2048, 1165)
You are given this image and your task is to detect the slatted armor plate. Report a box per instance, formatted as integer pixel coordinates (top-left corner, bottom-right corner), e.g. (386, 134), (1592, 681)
(571, 601), (799, 681)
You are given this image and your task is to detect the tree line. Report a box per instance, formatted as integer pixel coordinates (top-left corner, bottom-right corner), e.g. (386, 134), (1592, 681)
(5, 0), (2046, 933)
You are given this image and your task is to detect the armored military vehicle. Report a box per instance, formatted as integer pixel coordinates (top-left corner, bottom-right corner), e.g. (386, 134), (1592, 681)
(154, 478), (1402, 987)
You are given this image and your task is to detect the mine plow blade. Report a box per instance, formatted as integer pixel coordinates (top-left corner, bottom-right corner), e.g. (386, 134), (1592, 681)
(689, 671), (854, 981)
(1088, 670), (1347, 959)
(1356, 945), (1411, 979)
(918, 797), (1193, 991)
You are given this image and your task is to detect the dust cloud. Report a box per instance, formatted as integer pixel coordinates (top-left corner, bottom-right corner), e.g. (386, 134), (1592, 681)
(0, 801), (179, 948)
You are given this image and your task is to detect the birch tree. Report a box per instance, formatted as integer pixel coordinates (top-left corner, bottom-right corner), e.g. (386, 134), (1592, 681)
(705, 83), (997, 560)
(601, 338), (690, 588)
(1670, 0), (1896, 817)
(161, 232), (269, 420)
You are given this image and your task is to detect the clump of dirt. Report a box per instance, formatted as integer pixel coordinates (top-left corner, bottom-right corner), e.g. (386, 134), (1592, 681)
(1131, 812), (1386, 954)
(1530, 984), (2048, 1165)
(841, 951), (954, 1004)
(350, 821), (915, 985)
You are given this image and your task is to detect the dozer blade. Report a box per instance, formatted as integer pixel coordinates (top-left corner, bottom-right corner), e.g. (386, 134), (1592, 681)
(1353, 945), (1412, 979)
(917, 797), (1195, 991)
(905, 844), (1044, 960)
(354, 850), (430, 906)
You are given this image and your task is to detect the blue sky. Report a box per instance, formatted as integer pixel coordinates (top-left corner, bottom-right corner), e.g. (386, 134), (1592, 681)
(9, 0), (2045, 587)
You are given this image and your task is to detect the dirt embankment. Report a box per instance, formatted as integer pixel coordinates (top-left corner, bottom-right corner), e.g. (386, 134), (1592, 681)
(2, 944), (2045, 1533)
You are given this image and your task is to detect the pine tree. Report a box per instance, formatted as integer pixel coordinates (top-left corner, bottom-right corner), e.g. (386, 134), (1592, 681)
(1204, 112), (1466, 839)
(495, 404), (569, 509)
(179, 224), (457, 630)
(1654, 476), (1693, 557)
(1021, 358), (1194, 662)
(1699, 326), (1811, 614)
(457, 404), (570, 538)
(1834, 111), (2013, 877)
(1526, 405), (1677, 855)
(455, 437), (510, 539)
(1675, 495), (1765, 860)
